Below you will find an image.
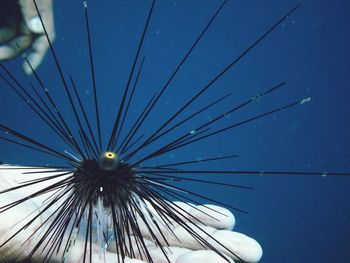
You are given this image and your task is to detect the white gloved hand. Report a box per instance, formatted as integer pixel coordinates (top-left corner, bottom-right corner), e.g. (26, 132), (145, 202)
(0, 0), (54, 74)
(0, 165), (263, 263)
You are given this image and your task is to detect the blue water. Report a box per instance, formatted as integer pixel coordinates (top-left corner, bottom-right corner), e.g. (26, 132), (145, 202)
(1, 0), (349, 262)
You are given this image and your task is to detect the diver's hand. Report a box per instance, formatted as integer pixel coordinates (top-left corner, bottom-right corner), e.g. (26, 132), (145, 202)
(0, 165), (262, 262)
(102, 202), (262, 263)
(0, 0), (54, 74)
(66, 202), (262, 263)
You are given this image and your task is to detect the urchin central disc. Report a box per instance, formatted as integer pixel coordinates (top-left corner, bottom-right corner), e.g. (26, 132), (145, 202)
(98, 151), (120, 171)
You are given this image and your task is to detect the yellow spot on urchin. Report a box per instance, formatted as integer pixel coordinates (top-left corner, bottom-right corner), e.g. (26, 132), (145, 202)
(105, 151), (116, 159)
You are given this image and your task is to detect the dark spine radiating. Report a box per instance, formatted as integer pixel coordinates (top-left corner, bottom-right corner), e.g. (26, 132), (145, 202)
(83, 1), (102, 152)
(107, 0), (156, 151)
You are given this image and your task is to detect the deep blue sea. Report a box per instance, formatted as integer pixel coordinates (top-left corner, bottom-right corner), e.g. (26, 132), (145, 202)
(1, 0), (349, 262)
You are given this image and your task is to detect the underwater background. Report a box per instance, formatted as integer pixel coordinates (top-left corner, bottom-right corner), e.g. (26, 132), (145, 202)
(0, 0), (349, 262)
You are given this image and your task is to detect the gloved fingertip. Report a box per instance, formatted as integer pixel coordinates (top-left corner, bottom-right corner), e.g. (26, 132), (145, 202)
(28, 16), (45, 34)
(22, 52), (44, 75)
(250, 241), (263, 263)
(0, 46), (15, 60)
(22, 61), (34, 75)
